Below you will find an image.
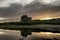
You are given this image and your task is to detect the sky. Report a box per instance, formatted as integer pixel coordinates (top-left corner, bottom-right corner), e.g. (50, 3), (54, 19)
(0, 0), (60, 22)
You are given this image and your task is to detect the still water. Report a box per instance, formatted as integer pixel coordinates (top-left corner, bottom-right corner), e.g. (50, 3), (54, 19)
(0, 29), (60, 40)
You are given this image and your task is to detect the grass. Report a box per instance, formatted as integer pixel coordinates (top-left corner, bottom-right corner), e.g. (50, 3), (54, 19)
(0, 24), (60, 30)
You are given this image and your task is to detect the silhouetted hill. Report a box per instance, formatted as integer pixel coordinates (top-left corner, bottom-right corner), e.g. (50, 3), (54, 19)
(0, 18), (60, 25)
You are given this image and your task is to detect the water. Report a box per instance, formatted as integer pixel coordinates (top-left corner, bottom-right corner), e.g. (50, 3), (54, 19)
(0, 29), (22, 40)
(0, 29), (60, 40)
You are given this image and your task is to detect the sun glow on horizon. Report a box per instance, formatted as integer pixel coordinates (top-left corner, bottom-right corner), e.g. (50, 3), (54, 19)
(41, 18), (53, 20)
(0, 32), (5, 34)
(0, 17), (6, 20)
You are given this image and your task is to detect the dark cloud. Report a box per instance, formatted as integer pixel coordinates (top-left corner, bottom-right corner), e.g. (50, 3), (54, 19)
(0, 0), (60, 21)
(0, 0), (4, 1)
(0, 3), (23, 18)
(21, 1), (60, 19)
(24, 0), (60, 12)
(23, 1), (60, 16)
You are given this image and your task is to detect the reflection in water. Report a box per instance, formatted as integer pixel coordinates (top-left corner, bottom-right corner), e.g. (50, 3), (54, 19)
(0, 29), (22, 40)
(40, 32), (54, 34)
(39, 32), (60, 35)
(0, 29), (60, 40)
(31, 32), (60, 40)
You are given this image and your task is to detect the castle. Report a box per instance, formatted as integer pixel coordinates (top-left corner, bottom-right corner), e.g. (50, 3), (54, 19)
(21, 15), (32, 22)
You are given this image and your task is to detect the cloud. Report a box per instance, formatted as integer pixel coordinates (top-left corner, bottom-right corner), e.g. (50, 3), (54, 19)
(0, 0), (34, 8)
(0, 0), (60, 21)
(0, 3), (23, 18)
(50, 0), (60, 6)
(0, 17), (6, 20)
(22, 1), (60, 14)
(0, 0), (60, 7)
(36, 0), (60, 6)
(38, 0), (56, 4)
(21, 0), (60, 19)
(0, 0), (5, 1)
